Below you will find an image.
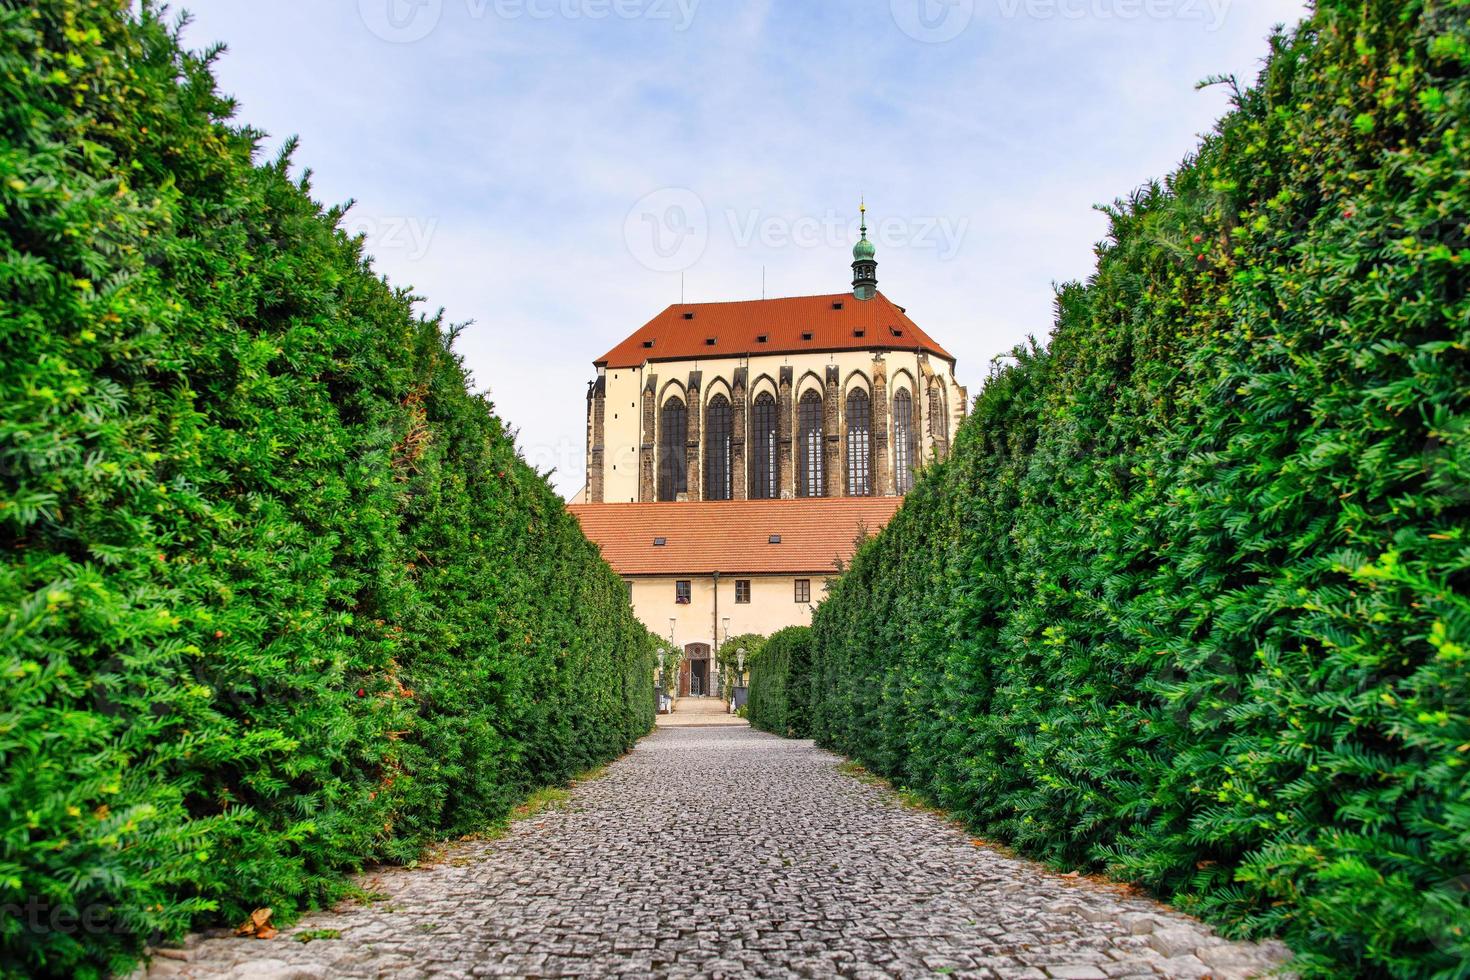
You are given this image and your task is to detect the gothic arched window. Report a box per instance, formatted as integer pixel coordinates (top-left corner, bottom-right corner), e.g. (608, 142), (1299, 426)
(894, 388), (917, 493)
(750, 392), (778, 499)
(798, 389), (825, 498)
(658, 395), (687, 501)
(846, 388), (872, 496)
(704, 394), (732, 501)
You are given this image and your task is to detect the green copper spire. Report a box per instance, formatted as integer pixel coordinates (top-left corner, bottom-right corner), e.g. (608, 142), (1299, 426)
(853, 201), (876, 260)
(851, 199), (877, 299)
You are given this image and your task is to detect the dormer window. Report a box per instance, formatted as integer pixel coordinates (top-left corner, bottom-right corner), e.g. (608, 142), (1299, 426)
(643, 339), (655, 348)
(682, 311), (695, 320)
(757, 334), (768, 343)
(853, 328), (865, 338)
(801, 331), (813, 341)
(832, 301), (844, 310)
(890, 327), (904, 337)
(705, 337), (717, 346)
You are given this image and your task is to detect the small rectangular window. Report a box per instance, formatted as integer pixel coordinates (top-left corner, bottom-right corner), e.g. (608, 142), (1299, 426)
(801, 331), (813, 341)
(794, 579), (810, 603)
(853, 328), (865, 338)
(757, 334), (768, 343)
(642, 339), (655, 348)
(676, 580), (691, 604)
(735, 580), (751, 604)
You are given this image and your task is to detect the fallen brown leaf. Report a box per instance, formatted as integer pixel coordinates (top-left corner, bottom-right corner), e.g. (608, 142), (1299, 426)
(236, 907), (273, 937)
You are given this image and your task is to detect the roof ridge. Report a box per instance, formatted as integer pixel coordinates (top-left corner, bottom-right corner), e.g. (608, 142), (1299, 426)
(595, 290), (952, 369)
(656, 290), (885, 309)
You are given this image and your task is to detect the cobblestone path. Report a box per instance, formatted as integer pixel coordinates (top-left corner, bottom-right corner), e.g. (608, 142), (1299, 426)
(152, 727), (1289, 979)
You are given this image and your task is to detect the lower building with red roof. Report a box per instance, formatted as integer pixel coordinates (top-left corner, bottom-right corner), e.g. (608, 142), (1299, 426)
(569, 498), (901, 698)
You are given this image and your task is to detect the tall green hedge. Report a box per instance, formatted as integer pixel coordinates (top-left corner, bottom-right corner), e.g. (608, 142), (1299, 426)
(810, 2), (1468, 976)
(0, 3), (654, 976)
(718, 631), (765, 701)
(746, 627), (812, 738)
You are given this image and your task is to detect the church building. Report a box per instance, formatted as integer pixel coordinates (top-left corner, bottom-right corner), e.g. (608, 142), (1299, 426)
(569, 206), (967, 696)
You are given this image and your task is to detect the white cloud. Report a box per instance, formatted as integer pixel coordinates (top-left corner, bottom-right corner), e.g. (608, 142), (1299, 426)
(183, 0), (1307, 497)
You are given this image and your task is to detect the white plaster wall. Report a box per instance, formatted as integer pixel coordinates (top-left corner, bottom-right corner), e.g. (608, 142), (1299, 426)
(633, 573), (827, 653)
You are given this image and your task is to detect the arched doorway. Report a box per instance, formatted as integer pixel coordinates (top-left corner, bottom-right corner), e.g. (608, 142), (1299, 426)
(680, 642), (712, 697)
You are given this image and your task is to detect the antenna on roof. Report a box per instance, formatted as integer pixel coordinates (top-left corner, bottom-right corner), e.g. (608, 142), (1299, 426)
(680, 271), (684, 305)
(761, 265), (766, 300)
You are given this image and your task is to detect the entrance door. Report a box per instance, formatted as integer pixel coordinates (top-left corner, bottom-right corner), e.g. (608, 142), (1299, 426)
(683, 643), (711, 697)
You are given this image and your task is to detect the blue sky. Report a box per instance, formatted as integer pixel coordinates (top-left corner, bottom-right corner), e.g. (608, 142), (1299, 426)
(180, 0), (1307, 498)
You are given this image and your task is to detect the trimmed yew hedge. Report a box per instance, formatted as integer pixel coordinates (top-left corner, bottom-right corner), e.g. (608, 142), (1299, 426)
(0, 3), (654, 976)
(746, 627), (812, 738)
(809, 2), (1468, 976)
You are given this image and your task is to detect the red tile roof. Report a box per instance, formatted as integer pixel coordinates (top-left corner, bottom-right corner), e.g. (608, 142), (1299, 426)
(595, 292), (952, 369)
(568, 498), (903, 576)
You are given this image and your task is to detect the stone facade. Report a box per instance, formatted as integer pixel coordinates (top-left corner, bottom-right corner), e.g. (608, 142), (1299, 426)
(777, 366), (794, 500)
(585, 377), (605, 503)
(871, 356), (891, 497)
(637, 373), (657, 504)
(684, 370), (701, 503)
(588, 349), (967, 504)
(730, 367), (747, 501)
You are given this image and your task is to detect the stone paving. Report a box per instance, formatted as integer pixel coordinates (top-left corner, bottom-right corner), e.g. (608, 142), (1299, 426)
(145, 727), (1290, 979)
(656, 697), (747, 727)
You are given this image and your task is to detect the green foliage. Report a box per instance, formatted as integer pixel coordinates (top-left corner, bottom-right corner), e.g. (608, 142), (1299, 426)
(0, 3), (654, 975)
(654, 641), (682, 698)
(717, 631), (765, 700)
(808, 2), (1469, 976)
(746, 627), (813, 738)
